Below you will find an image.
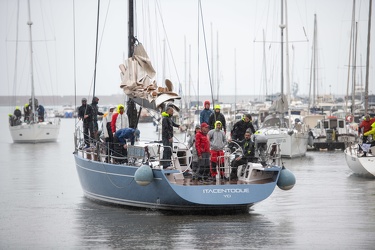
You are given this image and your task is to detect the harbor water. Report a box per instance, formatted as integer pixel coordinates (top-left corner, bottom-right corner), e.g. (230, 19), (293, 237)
(1, 107), (375, 249)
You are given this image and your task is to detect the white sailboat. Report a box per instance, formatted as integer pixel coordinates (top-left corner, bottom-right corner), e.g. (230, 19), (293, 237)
(345, 144), (375, 177)
(255, 0), (309, 158)
(344, 0), (375, 177)
(8, 0), (60, 143)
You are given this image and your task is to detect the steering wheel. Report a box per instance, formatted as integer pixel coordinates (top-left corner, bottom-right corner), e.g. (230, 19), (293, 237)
(227, 140), (243, 156)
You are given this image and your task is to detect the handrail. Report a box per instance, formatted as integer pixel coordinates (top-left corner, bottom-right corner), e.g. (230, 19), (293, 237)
(74, 132), (192, 170)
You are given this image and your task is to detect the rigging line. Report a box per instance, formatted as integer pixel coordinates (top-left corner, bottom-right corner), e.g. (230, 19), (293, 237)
(73, 0), (77, 119)
(93, 0), (101, 98)
(253, 0), (271, 43)
(97, 1), (112, 60)
(153, 5), (161, 84)
(11, 0), (20, 107)
(89, 0), (112, 100)
(294, 0), (309, 42)
(345, 0), (355, 113)
(197, 0), (200, 112)
(364, 0), (372, 114)
(38, 1), (56, 102)
(143, 2), (153, 59)
(254, 39), (308, 43)
(155, 0), (181, 84)
(198, 0), (215, 107)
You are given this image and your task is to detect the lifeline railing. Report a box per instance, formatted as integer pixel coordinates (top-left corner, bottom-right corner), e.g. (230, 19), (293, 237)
(74, 129), (192, 169)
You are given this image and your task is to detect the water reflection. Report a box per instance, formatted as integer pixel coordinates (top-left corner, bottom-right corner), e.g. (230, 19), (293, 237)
(74, 199), (298, 249)
(1, 107), (375, 249)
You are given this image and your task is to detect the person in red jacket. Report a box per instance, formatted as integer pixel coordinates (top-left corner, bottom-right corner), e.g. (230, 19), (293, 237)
(358, 114), (375, 143)
(195, 122), (211, 180)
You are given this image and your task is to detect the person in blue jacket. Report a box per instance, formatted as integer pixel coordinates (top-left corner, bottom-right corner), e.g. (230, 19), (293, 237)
(37, 105), (45, 122)
(200, 100), (213, 125)
(113, 127), (140, 164)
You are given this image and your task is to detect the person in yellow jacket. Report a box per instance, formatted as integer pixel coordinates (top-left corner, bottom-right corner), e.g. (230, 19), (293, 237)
(364, 121), (375, 147)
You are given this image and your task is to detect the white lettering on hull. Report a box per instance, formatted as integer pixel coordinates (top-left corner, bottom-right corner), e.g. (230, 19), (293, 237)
(202, 188), (250, 194)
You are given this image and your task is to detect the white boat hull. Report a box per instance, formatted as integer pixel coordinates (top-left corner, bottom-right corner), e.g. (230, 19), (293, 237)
(9, 120), (61, 143)
(257, 128), (308, 158)
(344, 145), (375, 177)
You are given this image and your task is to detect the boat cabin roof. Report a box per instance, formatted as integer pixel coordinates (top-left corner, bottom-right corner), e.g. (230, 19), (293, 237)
(262, 114), (289, 128)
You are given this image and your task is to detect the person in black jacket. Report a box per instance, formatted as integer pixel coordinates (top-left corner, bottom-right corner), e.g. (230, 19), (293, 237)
(10, 107), (22, 126)
(230, 130), (256, 180)
(208, 104), (227, 133)
(23, 103), (31, 123)
(91, 96), (104, 140)
(231, 114), (256, 141)
(161, 105), (180, 168)
(78, 98), (94, 149)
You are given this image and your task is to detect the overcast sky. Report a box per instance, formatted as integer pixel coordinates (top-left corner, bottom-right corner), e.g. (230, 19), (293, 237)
(1, 0), (374, 101)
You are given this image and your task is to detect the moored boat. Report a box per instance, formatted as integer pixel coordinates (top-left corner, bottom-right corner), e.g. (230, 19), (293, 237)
(309, 116), (358, 150)
(345, 0), (374, 178)
(256, 112), (309, 158)
(8, 0), (60, 143)
(344, 143), (375, 178)
(254, 2), (309, 158)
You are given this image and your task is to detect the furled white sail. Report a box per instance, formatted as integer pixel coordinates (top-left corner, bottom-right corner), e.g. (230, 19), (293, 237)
(269, 94), (289, 114)
(119, 44), (180, 111)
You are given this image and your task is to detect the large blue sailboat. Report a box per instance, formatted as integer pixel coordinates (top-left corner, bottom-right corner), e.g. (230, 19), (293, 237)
(73, 0), (295, 213)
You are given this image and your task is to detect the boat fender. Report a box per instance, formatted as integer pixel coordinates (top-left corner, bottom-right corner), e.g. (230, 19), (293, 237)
(277, 166), (296, 190)
(134, 165), (154, 186)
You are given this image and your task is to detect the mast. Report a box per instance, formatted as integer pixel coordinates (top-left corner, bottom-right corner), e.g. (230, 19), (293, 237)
(284, 0), (292, 127)
(280, 0), (285, 99)
(184, 37), (187, 109)
(262, 29), (268, 100)
(364, 0), (372, 114)
(127, 0), (138, 128)
(216, 31), (220, 103)
(351, 22), (358, 114)
(279, 0), (287, 124)
(308, 14), (318, 114)
(313, 14), (317, 109)
(211, 23), (214, 101)
(189, 44), (192, 115)
(346, 0), (355, 114)
(27, 0), (36, 121)
(128, 0), (135, 57)
(234, 49), (237, 117)
(93, 0), (101, 97)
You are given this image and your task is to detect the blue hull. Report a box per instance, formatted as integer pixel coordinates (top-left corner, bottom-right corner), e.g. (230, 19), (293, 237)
(74, 153), (281, 212)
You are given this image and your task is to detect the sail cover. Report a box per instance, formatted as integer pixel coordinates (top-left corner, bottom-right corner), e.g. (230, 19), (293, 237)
(269, 94), (288, 113)
(119, 44), (180, 111)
